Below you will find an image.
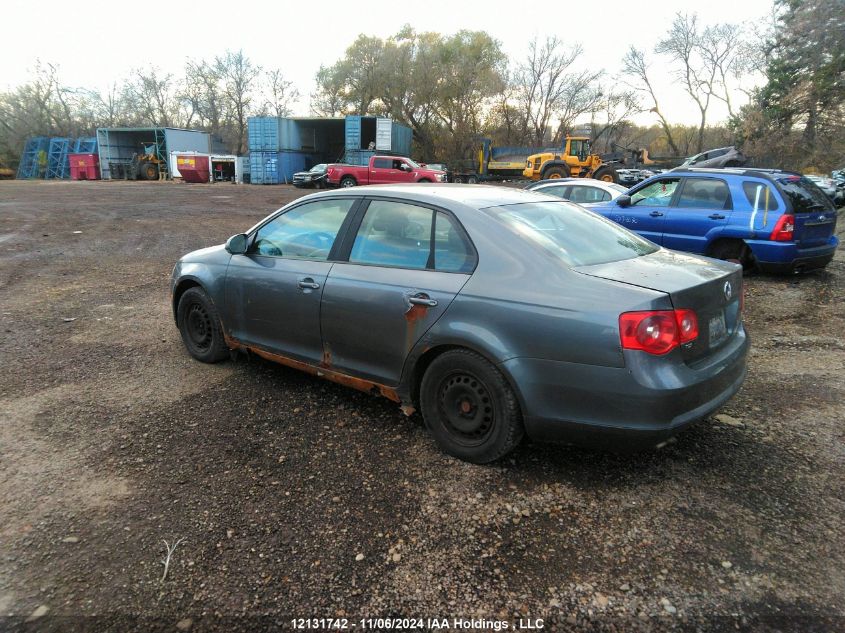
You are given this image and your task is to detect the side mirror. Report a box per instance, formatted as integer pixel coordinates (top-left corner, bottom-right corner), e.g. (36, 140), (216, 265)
(399, 163), (411, 172)
(616, 195), (631, 208)
(225, 233), (249, 255)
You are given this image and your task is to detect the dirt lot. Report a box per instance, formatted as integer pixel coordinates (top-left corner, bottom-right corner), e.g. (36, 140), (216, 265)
(0, 180), (843, 632)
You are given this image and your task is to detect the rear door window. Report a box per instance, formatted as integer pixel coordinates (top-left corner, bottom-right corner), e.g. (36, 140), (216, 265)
(630, 178), (680, 207)
(676, 178), (732, 210)
(742, 181), (780, 211)
(568, 186), (611, 203)
(538, 185), (571, 200)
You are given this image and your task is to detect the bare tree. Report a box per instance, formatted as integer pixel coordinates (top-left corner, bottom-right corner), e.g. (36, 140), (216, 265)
(184, 60), (223, 133)
(516, 37), (588, 145)
(699, 23), (748, 119)
(655, 13), (717, 153)
(621, 46), (680, 155)
(126, 67), (180, 127)
(215, 49), (261, 154)
(263, 69), (300, 118)
(589, 88), (642, 153)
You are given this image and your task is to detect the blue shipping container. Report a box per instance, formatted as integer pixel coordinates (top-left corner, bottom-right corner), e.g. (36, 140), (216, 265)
(343, 150), (377, 166)
(248, 117), (302, 152)
(345, 115), (362, 151)
(249, 151), (308, 184)
(391, 123), (412, 157)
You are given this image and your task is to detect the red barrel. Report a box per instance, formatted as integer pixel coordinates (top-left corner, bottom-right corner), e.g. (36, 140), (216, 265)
(176, 154), (210, 183)
(68, 153), (100, 180)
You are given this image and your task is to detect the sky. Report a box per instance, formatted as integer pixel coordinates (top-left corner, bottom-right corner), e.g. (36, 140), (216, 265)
(3, 0), (774, 127)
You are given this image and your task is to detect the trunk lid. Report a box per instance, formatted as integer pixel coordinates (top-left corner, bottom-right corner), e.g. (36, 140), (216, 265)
(575, 249), (743, 363)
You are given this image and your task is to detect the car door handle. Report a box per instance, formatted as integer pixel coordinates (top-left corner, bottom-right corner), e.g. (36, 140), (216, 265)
(708, 213), (726, 220)
(409, 295), (438, 307)
(649, 211), (664, 217)
(297, 278), (320, 290)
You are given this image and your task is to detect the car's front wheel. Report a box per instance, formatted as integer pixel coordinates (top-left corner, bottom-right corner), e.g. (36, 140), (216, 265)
(177, 287), (229, 363)
(420, 349), (524, 463)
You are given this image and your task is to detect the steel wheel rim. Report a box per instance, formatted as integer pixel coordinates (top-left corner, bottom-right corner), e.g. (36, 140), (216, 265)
(186, 303), (213, 351)
(436, 371), (495, 446)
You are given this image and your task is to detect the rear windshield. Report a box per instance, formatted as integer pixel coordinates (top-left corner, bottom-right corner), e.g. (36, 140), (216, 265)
(484, 200), (658, 267)
(776, 176), (834, 213)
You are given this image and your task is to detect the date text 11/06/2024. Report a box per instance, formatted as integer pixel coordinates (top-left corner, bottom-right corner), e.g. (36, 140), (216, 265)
(291, 618), (545, 630)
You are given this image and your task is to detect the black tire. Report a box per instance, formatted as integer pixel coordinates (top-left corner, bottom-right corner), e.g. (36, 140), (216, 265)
(466, 175), (479, 184)
(452, 176), (464, 184)
(593, 165), (619, 184)
(418, 178), (431, 183)
(177, 287), (229, 363)
(140, 162), (159, 181)
(420, 349), (524, 463)
(709, 240), (753, 271)
(340, 176), (357, 188)
(542, 164), (570, 179)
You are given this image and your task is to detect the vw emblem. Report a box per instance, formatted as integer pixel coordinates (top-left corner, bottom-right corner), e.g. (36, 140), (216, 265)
(724, 281), (733, 301)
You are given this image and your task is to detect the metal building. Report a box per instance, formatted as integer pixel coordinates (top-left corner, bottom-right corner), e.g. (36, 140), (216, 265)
(96, 127), (214, 180)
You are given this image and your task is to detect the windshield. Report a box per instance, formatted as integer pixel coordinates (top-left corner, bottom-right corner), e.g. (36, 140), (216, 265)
(777, 176), (834, 212)
(310, 164), (327, 172)
(405, 158), (421, 169)
(484, 201), (658, 267)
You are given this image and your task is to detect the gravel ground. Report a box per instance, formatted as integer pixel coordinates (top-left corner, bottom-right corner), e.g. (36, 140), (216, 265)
(0, 180), (843, 633)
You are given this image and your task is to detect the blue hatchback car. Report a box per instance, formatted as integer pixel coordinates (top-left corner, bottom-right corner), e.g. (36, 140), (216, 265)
(589, 168), (839, 273)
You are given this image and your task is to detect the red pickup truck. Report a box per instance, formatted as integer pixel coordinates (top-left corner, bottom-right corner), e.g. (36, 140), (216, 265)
(326, 155), (447, 188)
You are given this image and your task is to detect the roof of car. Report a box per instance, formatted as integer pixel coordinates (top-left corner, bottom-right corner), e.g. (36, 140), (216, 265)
(668, 167), (802, 181)
(313, 183), (552, 209)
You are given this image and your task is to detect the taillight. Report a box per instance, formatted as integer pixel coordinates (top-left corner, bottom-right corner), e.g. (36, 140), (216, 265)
(674, 308), (699, 343)
(770, 214), (795, 241)
(619, 309), (699, 355)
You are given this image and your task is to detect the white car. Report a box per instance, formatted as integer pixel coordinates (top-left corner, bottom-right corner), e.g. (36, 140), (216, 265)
(525, 178), (629, 204)
(806, 175), (838, 200)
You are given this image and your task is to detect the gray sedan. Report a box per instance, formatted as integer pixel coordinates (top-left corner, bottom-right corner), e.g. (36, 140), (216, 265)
(171, 185), (748, 463)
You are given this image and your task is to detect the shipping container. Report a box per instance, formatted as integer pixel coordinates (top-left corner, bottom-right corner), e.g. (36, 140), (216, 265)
(68, 153), (100, 180)
(344, 115), (412, 156)
(343, 150), (377, 166)
(247, 117), (303, 152)
(250, 151), (309, 184)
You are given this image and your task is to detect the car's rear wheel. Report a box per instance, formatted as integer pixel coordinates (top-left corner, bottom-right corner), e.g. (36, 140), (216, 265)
(420, 349), (524, 463)
(709, 239), (754, 271)
(177, 287), (229, 363)
(453, 176), (464, 184)
(340, 176), (357, 188)
(466, 175), (479, 184)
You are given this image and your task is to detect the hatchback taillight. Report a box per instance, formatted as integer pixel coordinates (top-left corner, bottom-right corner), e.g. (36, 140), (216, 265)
(619, 309), (699, 355)
(770, 214), (795, 241)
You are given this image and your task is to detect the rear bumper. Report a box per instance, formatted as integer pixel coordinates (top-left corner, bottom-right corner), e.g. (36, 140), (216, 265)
(748, 236), (838, 273)
(501, 326), (749, 449)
